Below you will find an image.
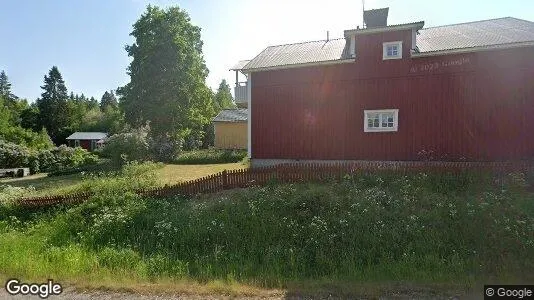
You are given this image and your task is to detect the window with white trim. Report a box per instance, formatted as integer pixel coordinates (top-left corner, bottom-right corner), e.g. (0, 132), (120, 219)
(74, 140), (80, 147)
(364, 109), (399, 132)
(383, 41), (402, 60)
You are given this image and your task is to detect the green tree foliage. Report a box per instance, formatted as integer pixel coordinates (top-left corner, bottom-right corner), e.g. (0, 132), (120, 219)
(100, 90), (118, 111)
(0, 70), (28, 125)
(0, 96), (11, 131)
(20, 104), (40, 132)
(36, 66), (71, 144)
(88, 96), (99, 110)
(0, 96), (53, 150)
(66, 92), (98, 131)
(0, 70), (15, 100)
(0, 77), (52, 151)
(213, 79), (235, 111)
(118, 5), (214, 155)
(77, 106), (124, 134)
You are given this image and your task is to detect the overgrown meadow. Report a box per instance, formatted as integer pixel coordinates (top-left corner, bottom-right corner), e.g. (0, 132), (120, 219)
(0, 163), (533, 290)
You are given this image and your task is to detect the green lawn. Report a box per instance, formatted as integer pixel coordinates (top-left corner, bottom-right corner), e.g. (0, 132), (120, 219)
(157, 163), (246, 186)
(0, 162), (246, 197)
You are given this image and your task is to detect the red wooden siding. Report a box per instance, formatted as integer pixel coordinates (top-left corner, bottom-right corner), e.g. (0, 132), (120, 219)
(80, 140), (91, 151)
(251, 45), (534, 161)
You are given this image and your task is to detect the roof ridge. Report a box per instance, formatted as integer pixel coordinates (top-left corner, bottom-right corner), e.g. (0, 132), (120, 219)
(422, 16), (512, 30)
(417, 40), (534, 54)
(506, 16), (534, 24)
(264, 37), (345, 49)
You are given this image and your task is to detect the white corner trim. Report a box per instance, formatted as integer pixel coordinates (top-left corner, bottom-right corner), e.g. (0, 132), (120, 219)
(383, 41), (403, 60)
(247, 73), (252, 158)
(243, 59), (354, 73)
(411, 29), (417, 51)
(364, 109), (399, 133)
(350, 36), (356, 58)
(411, 41), (534, 58)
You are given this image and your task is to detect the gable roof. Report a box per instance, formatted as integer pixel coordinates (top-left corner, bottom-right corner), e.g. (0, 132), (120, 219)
(66, 132), (108, 140)
(416, 17), (534, 53)
(241, 38), (351, 71)
(238, 17), (534, 72)
(213, 109), (247, 122)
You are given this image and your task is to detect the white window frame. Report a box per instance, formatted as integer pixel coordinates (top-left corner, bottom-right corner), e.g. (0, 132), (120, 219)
(383, 41), (403, 60)
(74, 140), (80, 147)
(364, 109), (399, 132)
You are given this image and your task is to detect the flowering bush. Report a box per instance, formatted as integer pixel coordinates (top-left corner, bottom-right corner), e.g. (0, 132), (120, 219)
(0, 141), (99, 174)
(0, 141), (32, 168)
(99, 128), (150, 166)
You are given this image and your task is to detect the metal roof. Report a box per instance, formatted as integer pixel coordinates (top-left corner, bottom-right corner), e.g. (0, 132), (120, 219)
(237, 17), (534, 72)
(213, 109), (248, 122)
(66, 132), (108, 140)
(241, 38), (350, 71)
(417, 17), (534, 53)
(230, 60), (251, 71)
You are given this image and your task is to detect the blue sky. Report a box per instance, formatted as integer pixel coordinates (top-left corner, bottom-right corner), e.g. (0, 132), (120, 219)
(1, 0), (533, 101)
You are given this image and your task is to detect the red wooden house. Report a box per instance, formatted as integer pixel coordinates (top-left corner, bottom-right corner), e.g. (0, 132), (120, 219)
(232, 9), (534, 167)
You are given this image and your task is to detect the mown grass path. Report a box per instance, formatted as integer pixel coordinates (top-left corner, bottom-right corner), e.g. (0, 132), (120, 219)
(0, 163), (246, 197)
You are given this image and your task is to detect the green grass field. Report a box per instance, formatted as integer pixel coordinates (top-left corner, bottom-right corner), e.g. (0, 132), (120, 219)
(1, 163), (533, 298)
(0, 162), (246, 197)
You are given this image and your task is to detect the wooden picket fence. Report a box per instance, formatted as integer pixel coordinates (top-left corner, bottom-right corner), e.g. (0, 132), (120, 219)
(17, 160), (534, 208)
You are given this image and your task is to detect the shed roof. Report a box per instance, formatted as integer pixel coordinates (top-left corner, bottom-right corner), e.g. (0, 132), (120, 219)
(236, 17), (534, 71)
(230, 60), (251, 71)
(213, 109), (247, 122)
(66, 132), (108, 140)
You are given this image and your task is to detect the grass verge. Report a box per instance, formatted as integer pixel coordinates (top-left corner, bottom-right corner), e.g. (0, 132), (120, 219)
(0, 167), (533, 297)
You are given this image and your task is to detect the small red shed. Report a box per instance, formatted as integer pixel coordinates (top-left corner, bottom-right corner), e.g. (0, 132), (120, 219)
(66, 132), (107, 151)
(233, 11), (534, 167)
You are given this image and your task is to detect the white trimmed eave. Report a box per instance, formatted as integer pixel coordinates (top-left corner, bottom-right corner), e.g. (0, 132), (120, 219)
(411, 41), (534, 57)
(242, 58), (355, 73)
(344, 22), (425, 37)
